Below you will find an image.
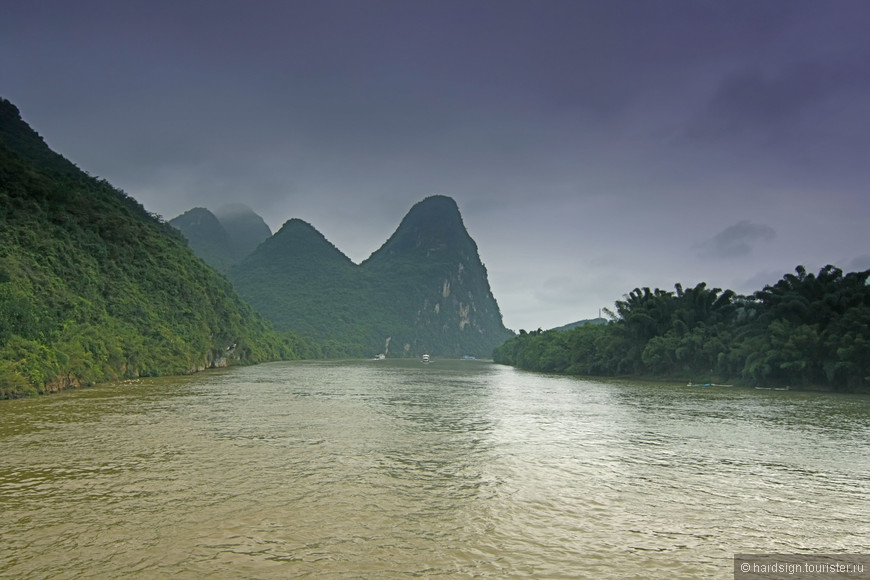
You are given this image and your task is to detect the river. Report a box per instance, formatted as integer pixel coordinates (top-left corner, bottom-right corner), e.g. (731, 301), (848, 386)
(1, 359), (868, 578)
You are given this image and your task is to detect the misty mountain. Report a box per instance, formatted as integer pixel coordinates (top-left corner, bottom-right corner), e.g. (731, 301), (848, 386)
(169, 207), (235, 271)
(170, 204), (271, 271)
(549, 318), (608, 332)
(229, 195), (515, 357)
(213, 203), (272, 258)
(0, 97), (299, 398)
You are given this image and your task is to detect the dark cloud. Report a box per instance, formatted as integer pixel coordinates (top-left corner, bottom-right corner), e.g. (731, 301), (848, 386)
(2, 0), (869, 330)
(696, 221), (776, 259)
(687, 62), (858, 142)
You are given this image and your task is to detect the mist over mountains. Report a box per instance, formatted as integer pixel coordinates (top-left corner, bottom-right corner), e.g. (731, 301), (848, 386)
(173, 196), (515, 358)
(169, 205), (271, 272)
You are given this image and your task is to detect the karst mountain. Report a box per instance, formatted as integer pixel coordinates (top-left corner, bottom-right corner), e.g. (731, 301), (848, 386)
(222, 195), (515, 358)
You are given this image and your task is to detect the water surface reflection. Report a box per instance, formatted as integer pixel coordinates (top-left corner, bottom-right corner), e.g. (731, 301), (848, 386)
(1, 360), (868, 578)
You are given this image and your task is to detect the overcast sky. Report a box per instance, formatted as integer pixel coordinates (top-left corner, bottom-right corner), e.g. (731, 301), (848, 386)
(3, 0), (869, 331)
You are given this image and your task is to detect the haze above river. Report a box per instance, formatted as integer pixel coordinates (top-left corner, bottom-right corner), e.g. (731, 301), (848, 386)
(2, 360), (868, 578)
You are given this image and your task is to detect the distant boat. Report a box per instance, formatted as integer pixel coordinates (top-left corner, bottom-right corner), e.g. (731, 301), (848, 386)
(462, 355), (476, 360)
(422, 354), (430, 364)
(688, 382), (734, 387)
(372, 354), (385, 360)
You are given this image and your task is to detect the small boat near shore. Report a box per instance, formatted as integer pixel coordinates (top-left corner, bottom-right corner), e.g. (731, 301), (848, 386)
(422, 354), (430, 364)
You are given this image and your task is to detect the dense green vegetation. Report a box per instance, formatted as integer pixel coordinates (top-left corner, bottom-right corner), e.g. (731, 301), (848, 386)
(229, 218), (381, 357)
(494, 266), (870, 392)
(229, 196), (515, 358)
(0, 97), (303, 398)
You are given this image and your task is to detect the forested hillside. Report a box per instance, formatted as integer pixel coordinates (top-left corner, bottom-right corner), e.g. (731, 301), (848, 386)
(228, 218), (379, 357)
(229, 196), (514, 358)
(0, 97), (302, 398)
(494, 266), (870, 392)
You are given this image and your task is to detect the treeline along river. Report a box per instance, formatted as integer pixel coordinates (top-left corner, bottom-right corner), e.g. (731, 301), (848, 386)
(1, 360), (868, 578)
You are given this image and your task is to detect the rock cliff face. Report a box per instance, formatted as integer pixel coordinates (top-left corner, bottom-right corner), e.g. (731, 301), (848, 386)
(361, 195), (514, 357)
(229, 195), (514, 357)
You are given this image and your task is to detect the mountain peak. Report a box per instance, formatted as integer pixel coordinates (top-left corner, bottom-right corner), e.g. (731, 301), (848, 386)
(171, 207), (222, 227)
(229, 217), (358, 347)
(363, 194), (473, 265)
(170, 204), (271, 270)
(229, 195), (514, 357)
(169, 208), (233, 271)
(411, 194), (460, 213)
(353, 194), (512, 355)
(400, 194), (464, 232)
(246, 218), (353, 267)
(277, 217), (317, 233)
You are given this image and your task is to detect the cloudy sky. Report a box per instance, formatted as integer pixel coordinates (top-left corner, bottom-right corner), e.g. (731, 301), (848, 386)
(3, 0), (869, 331)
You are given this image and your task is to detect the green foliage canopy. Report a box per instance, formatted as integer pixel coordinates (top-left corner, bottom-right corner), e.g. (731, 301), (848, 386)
(493, 267), (870, 392)
(0, 97), (302, 398)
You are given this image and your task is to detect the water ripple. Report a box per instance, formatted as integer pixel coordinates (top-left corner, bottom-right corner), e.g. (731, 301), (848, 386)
(2, 360), (868, 578)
